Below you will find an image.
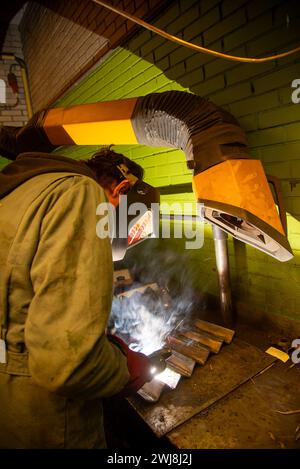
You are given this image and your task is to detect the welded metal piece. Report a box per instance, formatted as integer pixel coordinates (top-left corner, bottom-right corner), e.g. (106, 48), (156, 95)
(166, 351), (196, 377)
(116, 282), (159, 298)
(137, 379), (165, 403)
(212, 225), (233, 326)
(127, 339), (276, 437)
(167, 334), (210, 365)
(155, 367), (181, 389)
(181, 329), (223, 353)
(193, 318), (235, 344)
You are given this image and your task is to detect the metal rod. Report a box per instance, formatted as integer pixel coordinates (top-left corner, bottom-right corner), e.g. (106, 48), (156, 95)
(20, 66), (33, 118)
(212, 225), (233, 326)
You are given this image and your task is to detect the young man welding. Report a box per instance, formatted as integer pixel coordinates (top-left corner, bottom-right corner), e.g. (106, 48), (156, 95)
(0, 121), (155, 448)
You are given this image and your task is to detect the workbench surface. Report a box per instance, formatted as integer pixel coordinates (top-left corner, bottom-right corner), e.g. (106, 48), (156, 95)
(104, 320), (300, 449)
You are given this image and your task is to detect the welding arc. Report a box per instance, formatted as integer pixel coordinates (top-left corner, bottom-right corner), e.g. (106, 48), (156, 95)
(92, 0), (300, 63)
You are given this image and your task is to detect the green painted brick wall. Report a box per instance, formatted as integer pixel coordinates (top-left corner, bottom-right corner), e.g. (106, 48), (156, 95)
(1, 0), (300, 322)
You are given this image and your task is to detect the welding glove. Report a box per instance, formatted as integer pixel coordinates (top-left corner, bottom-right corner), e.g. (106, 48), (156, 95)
(107, 334), (153, 395)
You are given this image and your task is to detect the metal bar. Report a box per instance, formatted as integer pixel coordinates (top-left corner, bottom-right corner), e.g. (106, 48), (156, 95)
(181, 329), (223, 353)
(193, 319), (235, 344)
(137, 379), (165, 402)
(212, 225), (234, 326)
(154, 367), (181, 389)
(167, 334), (210, 365)
(166, 351), (196, 377)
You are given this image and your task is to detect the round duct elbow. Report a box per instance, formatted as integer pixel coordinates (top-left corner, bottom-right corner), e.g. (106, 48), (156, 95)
(131, 91), (250, 172)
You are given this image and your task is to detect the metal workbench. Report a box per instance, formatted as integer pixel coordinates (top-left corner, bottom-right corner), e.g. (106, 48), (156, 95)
(104, 320), (300, 449)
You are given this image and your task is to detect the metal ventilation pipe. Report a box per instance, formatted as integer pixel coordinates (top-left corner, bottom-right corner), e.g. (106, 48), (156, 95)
(212, 225), (233, 326)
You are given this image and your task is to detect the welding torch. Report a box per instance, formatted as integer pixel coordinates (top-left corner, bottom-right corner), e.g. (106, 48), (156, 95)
(148, 348), (172, 377)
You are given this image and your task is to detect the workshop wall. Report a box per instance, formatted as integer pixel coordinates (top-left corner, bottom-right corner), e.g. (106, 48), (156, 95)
(1, 0), (300, 324)
(19, 0), (170, 111)
(0, 22), (28, 132)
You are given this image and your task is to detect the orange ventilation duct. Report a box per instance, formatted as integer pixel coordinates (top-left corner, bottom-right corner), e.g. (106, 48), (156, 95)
(2, 91), (293, 262)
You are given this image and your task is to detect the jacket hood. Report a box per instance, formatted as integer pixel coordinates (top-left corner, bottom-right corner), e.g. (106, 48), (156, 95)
(0, 152), (97, 199)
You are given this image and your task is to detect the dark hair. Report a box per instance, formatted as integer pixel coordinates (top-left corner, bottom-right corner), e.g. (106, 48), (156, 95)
(84, 146), (144, 188)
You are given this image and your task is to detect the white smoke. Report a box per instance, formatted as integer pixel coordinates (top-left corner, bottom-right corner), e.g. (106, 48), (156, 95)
(109, 244), (210, 355)
(110, 283), (195, 356)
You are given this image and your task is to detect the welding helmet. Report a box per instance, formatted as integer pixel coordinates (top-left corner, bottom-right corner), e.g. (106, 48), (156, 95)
(111, 177), (160, 262)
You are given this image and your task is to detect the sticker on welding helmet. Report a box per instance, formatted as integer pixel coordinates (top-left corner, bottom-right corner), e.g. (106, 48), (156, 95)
(128, 210), (153, 246)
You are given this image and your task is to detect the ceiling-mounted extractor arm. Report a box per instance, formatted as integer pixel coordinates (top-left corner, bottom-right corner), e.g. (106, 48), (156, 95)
(1, 90), (292, 262)
(131, 92), (293, 262)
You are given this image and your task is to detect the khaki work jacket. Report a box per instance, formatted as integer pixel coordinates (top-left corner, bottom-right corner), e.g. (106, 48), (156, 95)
(0, 172), (129, 448)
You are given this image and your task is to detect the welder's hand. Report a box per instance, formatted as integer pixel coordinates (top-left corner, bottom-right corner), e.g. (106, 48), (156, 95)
(107, 334), (153, 395)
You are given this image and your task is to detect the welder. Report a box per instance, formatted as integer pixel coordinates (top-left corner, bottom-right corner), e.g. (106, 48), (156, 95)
(0, 119), (156, 448)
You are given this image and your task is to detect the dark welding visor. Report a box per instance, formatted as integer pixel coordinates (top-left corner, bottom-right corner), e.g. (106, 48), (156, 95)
(112, 180), (160, 261)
